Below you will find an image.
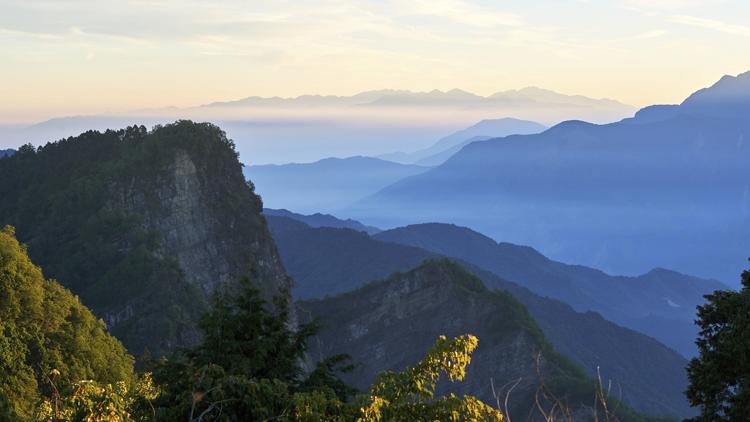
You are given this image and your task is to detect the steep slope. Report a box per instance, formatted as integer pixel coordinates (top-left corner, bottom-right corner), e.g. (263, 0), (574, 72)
(374, 223), (725, 357)
(381, 118), (546, 165)
(245, 156), (429, 214)
(0, 121), (290, 357)
(0, 226), (135, 419)
(300, 261), (656, 421)
(348, 72), (750, 283)
(269, 217), (693, 417)
(263, 208), (381, 234)
(414, 135), (490, 166)
(470, 267), (692, 418)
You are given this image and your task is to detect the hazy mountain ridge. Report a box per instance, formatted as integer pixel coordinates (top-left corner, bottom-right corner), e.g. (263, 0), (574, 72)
(0, 87), (636, 164)
(373, 223), (725, 358)
(380, 117), (547, 165)
(266, 215), (430, 299)
(268, 216), (693, 417)
(348, 72), (750, 284)
(246, 156), (429, 214)
(0, 148), (14, 158)
(263, 208), (381, 234)
(205, 87), (633, 111)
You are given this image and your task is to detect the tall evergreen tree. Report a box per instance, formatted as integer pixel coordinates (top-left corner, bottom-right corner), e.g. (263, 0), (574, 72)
(152, 278), (354, 421)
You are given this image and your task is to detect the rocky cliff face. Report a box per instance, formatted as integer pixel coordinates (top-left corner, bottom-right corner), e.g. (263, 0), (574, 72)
(299, 260), (597, 419)
(0, 121), (290, 356)
(108, 146), (288, 299)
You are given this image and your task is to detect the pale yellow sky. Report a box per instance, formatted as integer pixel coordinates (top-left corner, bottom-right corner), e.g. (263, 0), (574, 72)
(2, 0), (749, 123)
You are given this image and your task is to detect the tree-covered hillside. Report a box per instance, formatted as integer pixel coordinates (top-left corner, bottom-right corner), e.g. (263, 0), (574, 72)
(0, 226), (135, 420)
(0, 121), (290, 357)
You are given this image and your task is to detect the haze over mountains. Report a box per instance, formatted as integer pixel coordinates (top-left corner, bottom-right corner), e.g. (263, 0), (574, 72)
(1, 121), (687, 419)
(380, 117), (547, 165)
(267, 213), (720, 358)
(5, 0), (750, 417)
(0, 87), (633, 165)
(244, 118), (550, 212)
(0, 73), (737, 418)
(246, 157), (429, 214)
(203, 87), (631, 112)
(268, 215), (694, 417)
(373, 223), (725, 359)
(345, 72), (750, 284)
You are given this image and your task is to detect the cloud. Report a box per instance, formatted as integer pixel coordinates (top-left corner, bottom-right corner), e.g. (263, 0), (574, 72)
(631, 29), (668, 39)
(669, 14), (750, 36)
(403, 0), (524, 28)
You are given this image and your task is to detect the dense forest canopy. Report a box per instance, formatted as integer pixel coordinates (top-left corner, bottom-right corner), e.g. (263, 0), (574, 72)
(0, 226), (135, 419)
(0, 121), (272, 357)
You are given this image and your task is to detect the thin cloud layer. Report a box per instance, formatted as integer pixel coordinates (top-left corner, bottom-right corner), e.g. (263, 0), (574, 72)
(1, 0), (749, 122)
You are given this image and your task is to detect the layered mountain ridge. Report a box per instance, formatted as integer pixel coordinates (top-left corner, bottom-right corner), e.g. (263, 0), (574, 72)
(246, 156), (429, 213)
(267, 215), (695, 417)
(347, 71), (750, 283)
(300, 259), (686, 419)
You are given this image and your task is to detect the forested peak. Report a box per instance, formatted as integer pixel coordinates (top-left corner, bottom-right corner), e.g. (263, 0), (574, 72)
(5, 121), (241, 178)
(0, 120), (284, 356)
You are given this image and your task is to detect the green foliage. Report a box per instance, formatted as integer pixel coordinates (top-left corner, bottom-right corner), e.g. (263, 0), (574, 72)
(34, 372), (159, 422)
(686, 260), (750, 421)
(299, 354), (358, 402)
(0, 121), (259, 356)
(0, 226), (135, 420)
(193, 278), (315, 382)
(152, 277), (355, 421)
(359, 334), (503, 422)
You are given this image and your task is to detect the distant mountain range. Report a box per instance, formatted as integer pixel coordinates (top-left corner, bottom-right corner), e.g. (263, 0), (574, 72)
(263, 208), (381, 234)
(301, 260), (651, 420)
(244, 118), (550, 212)
(268, 215), (721, 357)
(0, 87), (635, 164)
(269, 216), (695, 417)
(373, 223), (726, 359)
(245, 156), (429, 214)
(346, 71), (750, 284)
(379, 118), (547, 165)
(204, 87), (632, 112)
(0, 149), (15, 158)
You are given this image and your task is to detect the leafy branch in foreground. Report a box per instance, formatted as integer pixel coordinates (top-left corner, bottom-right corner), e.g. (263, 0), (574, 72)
(359, 334), (504, 422)
(34, 372), (158, 422)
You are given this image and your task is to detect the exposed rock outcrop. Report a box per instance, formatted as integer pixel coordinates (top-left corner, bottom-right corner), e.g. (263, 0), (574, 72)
(0, 121), (291, 356)
(299, 260), (596, 420)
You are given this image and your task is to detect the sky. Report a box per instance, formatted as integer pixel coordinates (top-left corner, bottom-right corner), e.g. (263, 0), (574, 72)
(2, 0), (750, 123)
